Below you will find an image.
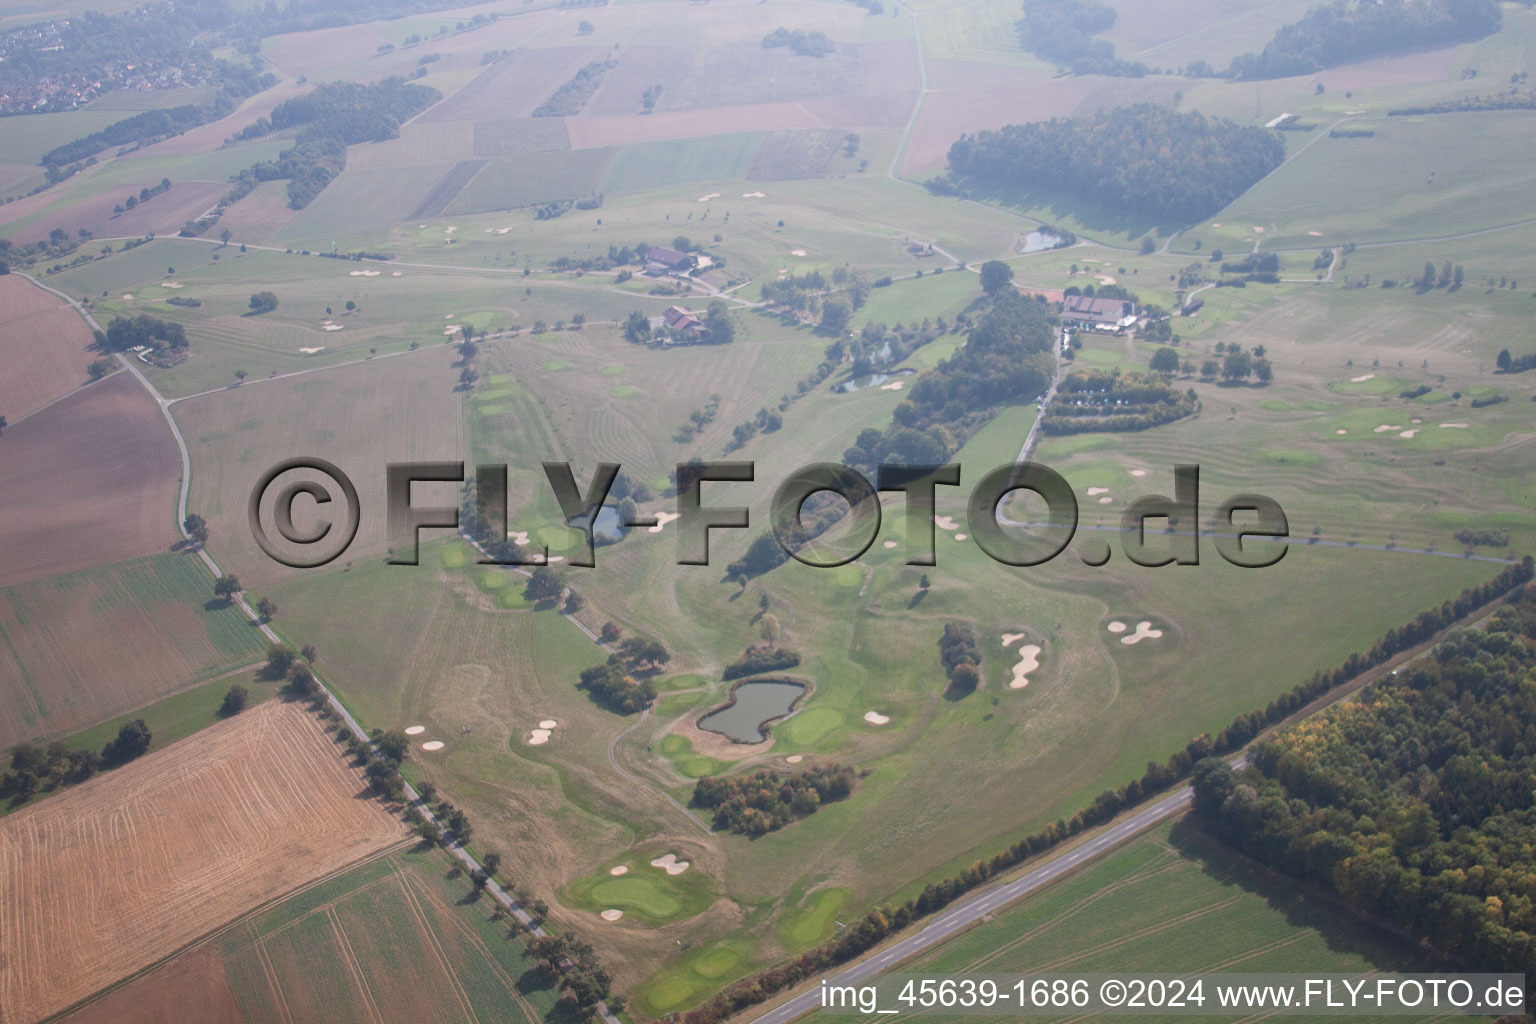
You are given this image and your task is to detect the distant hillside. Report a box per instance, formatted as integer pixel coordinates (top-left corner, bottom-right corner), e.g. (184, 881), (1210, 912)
(1228, 0), (1502, 80)
(945, 104), (1284, 224)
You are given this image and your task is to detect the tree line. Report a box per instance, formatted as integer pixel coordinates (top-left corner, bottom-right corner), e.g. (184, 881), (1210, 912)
(692, 763), (856, 836)
(1016, 0), (1148, 76)
(1043, 369), (1199, 434)
(674, 556), (1535, 1024)
(232, 77), (440, 209)
(1, 718), (151, 806)
(1192, 580), (1536, 979)
(946, 104), (1285, 224)
(1228, 0), (1501, 80)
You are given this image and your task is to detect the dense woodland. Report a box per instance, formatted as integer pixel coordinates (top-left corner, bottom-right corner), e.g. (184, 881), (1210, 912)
(235, 77), (439, 208)
(1016, 0), (1147, 76)
(1228, 0), (1502, 79)
(1194, 583), (1536, 977)
(692, 763), (856, 836)
(1043, 370), (1198, 435)
(577, 657), (657, 714)
(946, 105), (1285, 224)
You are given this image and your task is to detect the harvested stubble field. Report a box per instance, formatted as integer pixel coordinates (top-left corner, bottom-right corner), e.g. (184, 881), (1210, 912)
(0, 552), (267, 749)
(0, 372), (179, 589)
(0, 700), (406, 1024)
(0, 274), (98, 421)
(418, 45), (607, 122)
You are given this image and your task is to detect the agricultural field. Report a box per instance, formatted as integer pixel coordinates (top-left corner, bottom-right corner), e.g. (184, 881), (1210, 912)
(0, 273), (99, 420)
(0, 551), (267, 749)
(0, 371), (180, 588)
(0, 700), (405, 1024)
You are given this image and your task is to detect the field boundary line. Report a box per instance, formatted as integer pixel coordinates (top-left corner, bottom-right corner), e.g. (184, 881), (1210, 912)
(34, 837), (415, 1024)
(405, 868), (544, 1024)
(251, 928), (296, 1024)
(326, 904), (386, 1024)
(392, 866), (483, 1024)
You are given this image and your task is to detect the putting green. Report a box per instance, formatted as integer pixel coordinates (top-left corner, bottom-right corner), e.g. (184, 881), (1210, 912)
(611, 384), (643, 399)
(693, 947), (741, 979)
(779, 887), (850, 950)
(591, 876), (683, 918)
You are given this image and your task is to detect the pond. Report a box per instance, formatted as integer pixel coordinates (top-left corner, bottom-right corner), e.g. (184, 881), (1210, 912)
(697, 679), (807, 743)
(833, 367), (916, 393)
(1020, 230), (1066, 253)
(568, 506), (628, 544)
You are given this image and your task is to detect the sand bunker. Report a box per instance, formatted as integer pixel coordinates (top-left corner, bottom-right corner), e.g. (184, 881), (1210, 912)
(1373, 424), (1402, 433)
(1130, 469), (1146, 477)
(1252, 226), (1265, 233)
(1098, 497), (1113, 504)
(392, 271), (403, 277)
(528, 729), (551, 745)
(539, 719), (557, 729)
(1107, 621), (1128, 634)
(1120, 621), (1163, 645)
(697, 193), (720, 202)
(122, 294), (133, 300)
(404, 726), (425, 735)
(882, 540), (898, 549)
(864, 711), (890, 725)
(1411, 418), (1423, 424)
(1399, 429), (1419, 438)
(1351, 373), (1376, 383)
(954, 532), (968, 540)
(791, 249), (807, 256)
(1439, 422), (1468, 428)
(299, 346), (327, 354)
(164, 282), (182, 288)
(1336, 429), (1348, 435)
(933, 515), (958, 531)
(1001, 633), (1026, 647)
(1308, 230), (1324, 237)
(1086, 487), (1109, 496)
(742, 191), (765, 198)
(1098, 275), (1116, 285)
(601, 909), (623, 921)
(507, 530), (530, 545)
(647, 511), (681, 534)
(650, 853), (690, 875)
(323, 323), (343, 331)
(421, 740), (445, 751)
(879, 380), (905, 390)
(609, 865), (629, 876)
(348, 269), (382, 277)
(785, 754), (803, 764)
(1010, 644), (1041, 689)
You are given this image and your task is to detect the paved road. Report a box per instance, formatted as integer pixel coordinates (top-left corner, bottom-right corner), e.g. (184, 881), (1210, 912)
(747, 782), (1204, 1024)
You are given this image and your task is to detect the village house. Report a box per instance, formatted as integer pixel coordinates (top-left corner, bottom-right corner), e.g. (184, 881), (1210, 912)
(643, 246), (697, 276)
(662, 305), (703, 341)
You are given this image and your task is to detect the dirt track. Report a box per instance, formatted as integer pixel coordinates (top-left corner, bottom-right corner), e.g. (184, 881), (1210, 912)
(0, 700), (405, 1024)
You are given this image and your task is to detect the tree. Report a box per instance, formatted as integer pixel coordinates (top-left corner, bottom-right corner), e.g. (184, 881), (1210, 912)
(564, 590), (585, 614)
(248, 291), (278, 314)
(1140, 235), (1157, 254)
(1221, 348), (1253, 381)
(760, 613), (782, 642)
(234, 369), (248, 383)
(623, 310), (650, 344)
(184, 513), (209, 546)
(919, 573), (930, 591)
(704, 300), (735, 344)
(101, 719), (151, 765)
(255, 597), (277, 622)
(220, 227), (233, 246)
(1200, 359), (1219, 380)
(266, 643), (297, 676)
(1497, 348), (1513, 372)
(820, 296), (852, 333)
(10, 742), (46, 776)
(1149, 347), (1180, 375)
(600, 621), (622, 643)
(221, 683), (249, 715)
(213, 574), (241, 601)
(1253, 358), (1273, 384)
(375, 730), (410, 763)
(483, 850), (502, 877)
(459, 366), (479, 388)
(301, 643), (317, 664)
(979, 259), (1014, 295)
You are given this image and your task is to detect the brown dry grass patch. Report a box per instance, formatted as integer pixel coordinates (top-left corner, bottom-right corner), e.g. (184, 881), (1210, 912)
(0, 700), (406, 1024)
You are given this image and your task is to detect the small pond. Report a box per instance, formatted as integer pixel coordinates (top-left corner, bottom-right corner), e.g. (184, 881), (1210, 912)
(697, 679), (807, 743)
(568, 506), (628, 544)
(1020, 230), (1066, 253)
(833, 367), (916, 393)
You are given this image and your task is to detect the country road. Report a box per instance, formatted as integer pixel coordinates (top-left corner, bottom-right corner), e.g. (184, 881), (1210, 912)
(25, 270), (625, 1024)
(745, 781), (1203, 1024)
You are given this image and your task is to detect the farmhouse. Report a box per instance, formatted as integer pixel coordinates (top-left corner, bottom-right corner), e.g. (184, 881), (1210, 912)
(1060, 294), (1137, 328)
(644, 246), (698, 276)
(663, 305), (703, 339)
